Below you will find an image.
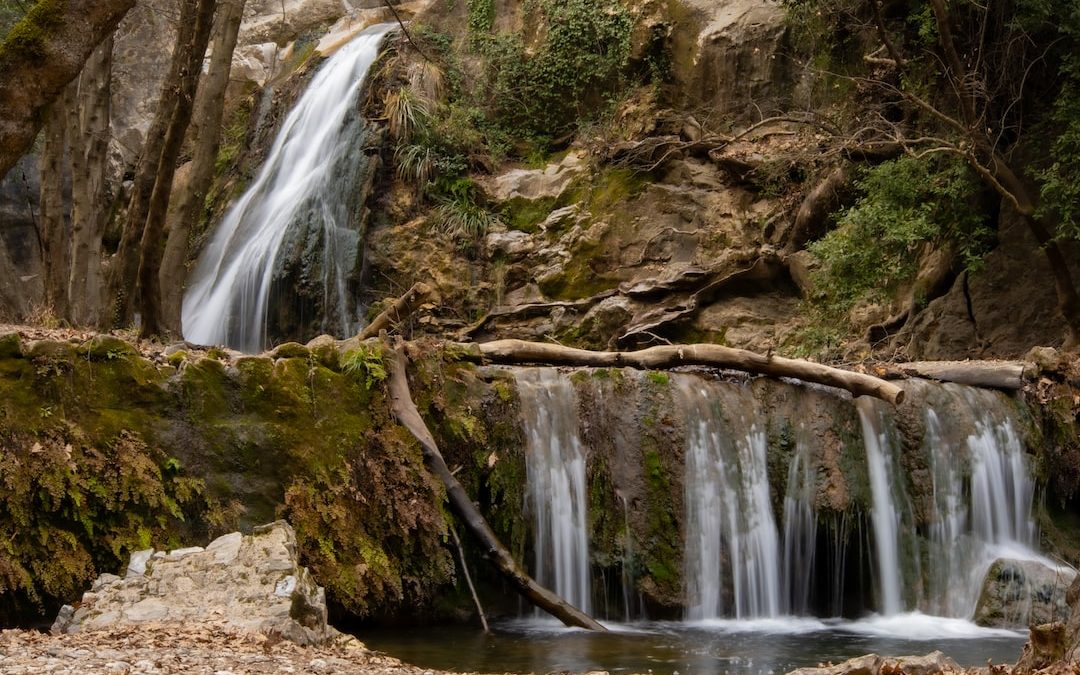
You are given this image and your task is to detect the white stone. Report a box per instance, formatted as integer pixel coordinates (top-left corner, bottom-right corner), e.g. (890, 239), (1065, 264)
(206, 532), (243, 565)
(164, 546), (204, 561)
(275, 575), (297, 597)
(125, 549), (154, 579)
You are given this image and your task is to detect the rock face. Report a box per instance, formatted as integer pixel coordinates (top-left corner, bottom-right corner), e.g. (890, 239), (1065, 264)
(973, 558), (1077, 628)
(52, 521), (341, 646)
(674, 0), (790, 117)
(786, 651), (959, 675)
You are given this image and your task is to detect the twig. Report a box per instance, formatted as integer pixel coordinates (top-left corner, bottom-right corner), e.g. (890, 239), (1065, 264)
(380, 0), (433, 63)
(450, 527), (489, 633)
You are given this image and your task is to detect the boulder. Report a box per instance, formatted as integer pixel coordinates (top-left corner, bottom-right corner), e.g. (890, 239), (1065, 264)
(487, 151), (586, 202)
(973, 558), (1076, 628)
(51, 521), (341, 646)
(786, 651), (958, 675)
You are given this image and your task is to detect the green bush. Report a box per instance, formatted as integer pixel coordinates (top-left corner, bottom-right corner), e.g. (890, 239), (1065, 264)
(809, 155), (991, 311)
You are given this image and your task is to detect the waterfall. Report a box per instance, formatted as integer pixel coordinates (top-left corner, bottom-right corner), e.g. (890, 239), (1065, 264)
(676, 376), (781, 620)
(857, 398), (905, 616)
(515, 368), (592, 613)
(781, 430), (817, 616)
(182, 24), (394, 352)
(922, 384), (1040, 617)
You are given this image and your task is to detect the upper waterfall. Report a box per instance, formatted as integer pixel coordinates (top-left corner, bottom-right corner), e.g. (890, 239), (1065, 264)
(182, 23), (395, 352)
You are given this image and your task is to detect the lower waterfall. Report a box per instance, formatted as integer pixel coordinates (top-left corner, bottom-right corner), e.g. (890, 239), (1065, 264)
(675, 375), (781, 620)
(515, 368), (592, 614)
(507, 368), (1060, 626)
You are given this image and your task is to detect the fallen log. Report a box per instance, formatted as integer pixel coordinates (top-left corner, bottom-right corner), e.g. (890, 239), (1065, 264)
(357, 282), (434, 340)
(886, 360), (1028, 390)
(450, 339), (906, 405)
(385, 342), (607, 631)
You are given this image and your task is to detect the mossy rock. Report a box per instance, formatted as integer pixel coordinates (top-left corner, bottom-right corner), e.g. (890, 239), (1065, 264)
(76, 335), (139, 361)
(271, 342), (311, 360)
(0, 333), (22, 359)
(25, 339), (77, 361)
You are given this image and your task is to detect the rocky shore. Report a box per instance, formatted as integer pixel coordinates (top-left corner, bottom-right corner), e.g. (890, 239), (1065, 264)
(0, 622), (435, 675)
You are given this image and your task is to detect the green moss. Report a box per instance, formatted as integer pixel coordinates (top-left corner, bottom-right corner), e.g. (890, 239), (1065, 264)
(502, 196), (556, 232)
(0, 0), (64, 64)
(646, 371), (669, 386)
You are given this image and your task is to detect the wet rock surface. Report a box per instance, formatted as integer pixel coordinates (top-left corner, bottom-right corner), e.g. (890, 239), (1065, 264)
(974, 558), (1077, 629)
(52, 522), (339, 646)
(786, 651), (961, 675)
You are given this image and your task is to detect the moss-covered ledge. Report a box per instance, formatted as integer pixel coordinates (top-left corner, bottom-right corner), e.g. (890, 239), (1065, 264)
(0, 332), (526, 625)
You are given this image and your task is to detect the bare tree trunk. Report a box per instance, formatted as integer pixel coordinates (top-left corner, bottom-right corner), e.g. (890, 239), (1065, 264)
(452, 339), (906, 404)
(357, 282), (434, 339)
(0, 0), (134, 179)
(386, 343), (608, 631)
(160, 0), (246, 336)
(67, 37), (114, 327)
(107, 0), (200, 328)
(38, 96), (72, 320)
(137, 0), (219, 339)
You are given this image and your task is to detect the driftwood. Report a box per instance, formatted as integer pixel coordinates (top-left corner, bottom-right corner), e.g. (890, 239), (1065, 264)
(452, 339), (905, 405)
(386, 343), (608, 631)
(886, 360), (1028, 390)
(459, 290), (618, 339)
(358, 282), (434, 340)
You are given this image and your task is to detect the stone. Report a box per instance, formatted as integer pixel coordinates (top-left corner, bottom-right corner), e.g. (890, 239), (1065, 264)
(487, 151), (586, 202)
(54, 521), (339, 646)
(674, 0), (789, 118)
(786, 250), (819, 298)
(973, 558), (1077, 628)
(785, 651), (958, 675)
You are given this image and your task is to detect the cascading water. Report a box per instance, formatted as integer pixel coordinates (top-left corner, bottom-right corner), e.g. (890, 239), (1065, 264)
(857, 398), (906, 615)
(921, 384), (1043, 618)
(182, 24), (394, 352)
(781, 429), (817, 616)
(675, 375), (781, 620)
(515, 368), (592, 614)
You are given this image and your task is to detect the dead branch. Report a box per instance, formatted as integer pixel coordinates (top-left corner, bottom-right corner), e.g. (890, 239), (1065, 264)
(358, 282), (434, 340)
(451, 339), (906, 405)
(385, 342), (607, 631)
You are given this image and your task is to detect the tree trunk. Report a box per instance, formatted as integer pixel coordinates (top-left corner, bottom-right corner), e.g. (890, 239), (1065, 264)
(38, 96), (71, 320)
(137, 0), (219, 339)
(885, 361), (1027, 390)
(160, 0), (246, 336)
(386, 343), (608, 631)
(451, 339), (906, 404)
(0, 0), (135, 179)
(107, 0), (200, 328)
(67, 36), (114, 327)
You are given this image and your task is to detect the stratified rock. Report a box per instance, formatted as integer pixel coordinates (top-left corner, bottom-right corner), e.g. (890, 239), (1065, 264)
(786, 651), (959, 675)
(973, 558), (1077, 628)
(51, 521), (340, 646)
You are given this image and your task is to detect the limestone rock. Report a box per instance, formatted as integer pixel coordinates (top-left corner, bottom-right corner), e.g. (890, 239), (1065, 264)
(973, 558), (1076, 628)
(786, 651), (958, 675)
(676, 0), (789, 118)
(51, 521), (339, 646)
(488, 151), (586, 202)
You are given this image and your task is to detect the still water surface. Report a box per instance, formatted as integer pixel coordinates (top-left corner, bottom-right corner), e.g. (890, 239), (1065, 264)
(362, 614), (1026, 674)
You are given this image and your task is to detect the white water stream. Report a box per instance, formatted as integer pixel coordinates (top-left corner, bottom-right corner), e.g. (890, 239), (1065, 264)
(857, 398), (906, 616)
(182, 24), (394, 351)
(516, 368), (592, 614)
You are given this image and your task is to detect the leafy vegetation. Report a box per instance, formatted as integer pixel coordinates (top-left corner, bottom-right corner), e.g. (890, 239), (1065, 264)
(808, 156), (990, 313)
